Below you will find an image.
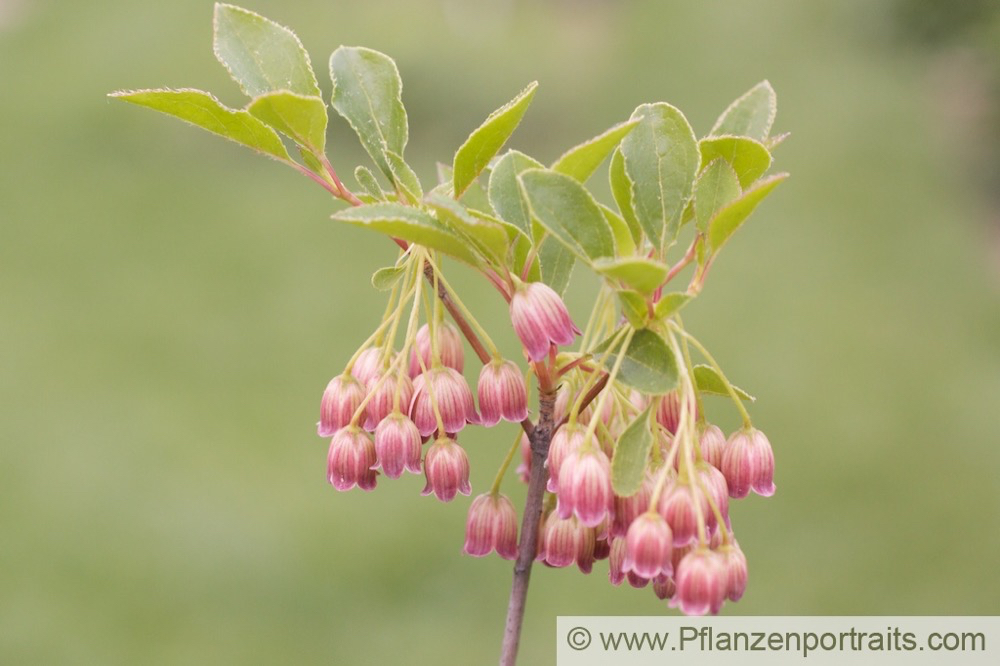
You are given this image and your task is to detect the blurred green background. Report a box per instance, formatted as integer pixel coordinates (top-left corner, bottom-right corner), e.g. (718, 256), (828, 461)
(3, 0), (999, 663)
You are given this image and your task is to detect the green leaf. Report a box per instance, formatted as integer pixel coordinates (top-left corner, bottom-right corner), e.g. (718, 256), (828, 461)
(354, 165), (385, 200)
(488, 150), (543, 236)
(518, 169), (615, 263)
(385, 150), (422, 204)
(538, 235), (575, 296)
(246, 90), (327, 153)
(424, 193), (507, 265)
(551, 120), (638, 183)
(699, 135), (772, 189)
(710, 80), (776, 141)
(693, 365), (755, 402)
(600, 204), (636, 257)
(330, 46), (408, 180)
(109, 88), (291, 161)
(617, 291), (648, 329)
(332, 203), (480, 266)
(213, 4), (320, 98)
(621, 103), (700, 249)
(707, 173), (789, 252)
(593, 257), (668, 294)
(609, 148), (642, 245)
(694, 158), (741, 233)
(652, 292), (692, 320)
(371, 266), (405, 290)
(611, 405), (655, 497)
(597, 328), (679, 394)
(453, 81), (538, 198)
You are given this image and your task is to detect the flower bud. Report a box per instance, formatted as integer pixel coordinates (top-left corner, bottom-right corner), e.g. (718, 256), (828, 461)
(718, 542), (748, 602)
(622, 512), (674, 580)
(318, 374), (367, 437)
(509, 281), (580, 362)
(463, 493), (518, 560)
(409, 367), (479, 437)
(477, 359), (529, 427)
(373, 412), (422, 479)
(545, 423), (586, 493)
(327, 427), (377, 491)
(409, 321), (465, 377)
(670, 547), (728, 616)
(697, 423), (726, 469)
(556, 446), (613, 527)
(350, 347), (384, 386)
(363, 371), (413, 432)
(722, 427), (775, 498)
(421, 436), (471, 502)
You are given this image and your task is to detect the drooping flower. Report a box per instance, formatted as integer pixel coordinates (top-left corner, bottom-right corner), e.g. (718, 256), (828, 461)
(697, 423), (727, 469)
(409, 367), (479, 437)
(670, 548), (728, 616)
(409, 321), (465, 377)
(362, 371), (413, 432)
(717, 542), (749, 602)
(372, 412), (422, 479)
(463, 493), (518, 560)
(545, 423), (586, 493)
(622, 512), (675, 580)
(477, 359), (529, 427)
(349, 347), (384, 386)
(721, 427), (775, 498)
(421, 435), (471, 502)
(317, 373), (366, 437)
(509, 281), (580, 362)
(556, 446), (613, 528)
(327, 427), (377, 491)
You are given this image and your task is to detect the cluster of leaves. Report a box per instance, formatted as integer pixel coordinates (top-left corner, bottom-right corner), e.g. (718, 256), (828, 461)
(110, 3), (787, 493)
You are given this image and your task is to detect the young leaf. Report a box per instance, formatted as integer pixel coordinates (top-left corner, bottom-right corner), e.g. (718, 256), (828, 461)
(518, 169), (615, 263)
(246, 90), (328, 153)
(453, 81), (538, 198)
(330, 46), (408, 180)
(694, 158), (741, 233)
(707, 173), (789, 253)
(538, 236), (575, 296)
(609, 148), (642, 245)
(371, 266), (405, 290)
(332, 203), (481, 266)
(611, 405), (655, 497)
(699, 135), (772, 189)
(593, 257), (668, 294)
(600, 204), (636, 257)
(354, 165), (386, 200)
(424, 193), (508, 265)
(652, 292), (692, 320)
(595, 328), (679, 394)
(693, 365), (755, 401)
(488, 150), (543, 236)
(710, 80), (776, 141)
(213, 4), (321, 98)
(551, 120), (638, 183)
(385, 150), (422, 204)
(620, 103), (700, 249)
(617, 291), (649, 329)
(109, 88), (291, 161)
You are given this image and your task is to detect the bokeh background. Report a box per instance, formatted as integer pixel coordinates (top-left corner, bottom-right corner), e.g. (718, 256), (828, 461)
(2, 0), (999, 663)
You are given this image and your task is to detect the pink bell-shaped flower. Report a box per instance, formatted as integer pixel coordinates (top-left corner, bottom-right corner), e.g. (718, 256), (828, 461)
(421, 436), (471, 502)
(477, 359), (529, 427)
(622, 512), (675, 580)
(326, 427), (377, 491)
(509, 281), (580, 362)
(409, 367), (479, 437)
(372, 412), (422, 479)
(463, 493), (519, 560)
(317, 373), (366, 437)
(722, 427), (775, 498)
(409, 321), (465, 377)
(670, 547), (728, 616)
